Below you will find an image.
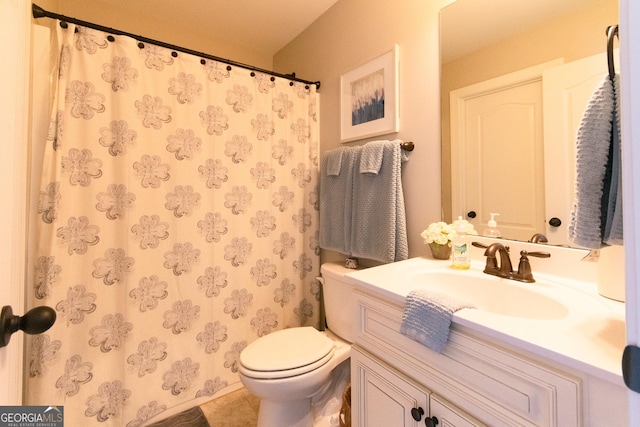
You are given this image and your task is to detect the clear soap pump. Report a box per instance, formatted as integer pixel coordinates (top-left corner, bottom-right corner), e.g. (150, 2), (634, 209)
(452, 216), (471, 270)
(483, 213), (501, 237)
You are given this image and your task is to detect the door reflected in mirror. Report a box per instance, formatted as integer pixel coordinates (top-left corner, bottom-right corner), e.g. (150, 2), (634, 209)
(440, 0), (618, 247)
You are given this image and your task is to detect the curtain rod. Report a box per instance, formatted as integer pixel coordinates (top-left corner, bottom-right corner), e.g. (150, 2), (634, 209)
(31, 3), (321, 91)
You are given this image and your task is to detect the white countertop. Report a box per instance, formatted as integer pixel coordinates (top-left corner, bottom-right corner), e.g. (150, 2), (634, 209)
(344, 256), (627, 386)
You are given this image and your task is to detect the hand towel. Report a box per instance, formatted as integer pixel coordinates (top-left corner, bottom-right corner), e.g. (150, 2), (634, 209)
(319, 146), (358, 254)
(569, 74), (623, 248)
(350, 140), (409, 263)
(400, 289), (474, 353)
(359, 140), (386, 174)
(603, 74), (623, 245)
(326, 148), (345, 176)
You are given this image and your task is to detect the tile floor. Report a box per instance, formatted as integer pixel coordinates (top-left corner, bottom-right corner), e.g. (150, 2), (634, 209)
(200, 388), (260, 427)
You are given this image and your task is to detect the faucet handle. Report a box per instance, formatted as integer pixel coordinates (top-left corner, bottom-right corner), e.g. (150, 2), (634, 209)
(515, 250), (551, 283)
(526, 251), (551, 259)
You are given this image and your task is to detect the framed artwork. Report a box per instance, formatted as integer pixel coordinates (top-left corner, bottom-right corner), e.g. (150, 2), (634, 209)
(340, 44), (399, 142)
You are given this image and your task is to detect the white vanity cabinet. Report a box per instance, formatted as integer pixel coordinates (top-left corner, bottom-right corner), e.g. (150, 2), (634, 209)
(352, 346), (483, 427)
(351, 290), (585, 426)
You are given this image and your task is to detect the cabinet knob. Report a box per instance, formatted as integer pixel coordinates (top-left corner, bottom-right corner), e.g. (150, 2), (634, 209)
(467, 211), (476, 219)
(411, 407), (424, 421)
(425, 416), (439, 427)
(548, 217), (562, 227)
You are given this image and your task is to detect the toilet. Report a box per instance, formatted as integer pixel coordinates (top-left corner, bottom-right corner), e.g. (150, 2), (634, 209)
(238, 263), (356, 427)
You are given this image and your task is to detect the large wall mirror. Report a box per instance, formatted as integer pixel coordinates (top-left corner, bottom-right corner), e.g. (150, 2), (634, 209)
(440, 0), (618, 247)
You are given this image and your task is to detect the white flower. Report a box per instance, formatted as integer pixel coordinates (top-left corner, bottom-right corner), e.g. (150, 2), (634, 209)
(420, 220), (477, 246)
(420, 222), (455, 246)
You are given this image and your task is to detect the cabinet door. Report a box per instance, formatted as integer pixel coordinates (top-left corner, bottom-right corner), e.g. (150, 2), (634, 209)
(351, 347), (429, 427)
(430, 394), (486, 427)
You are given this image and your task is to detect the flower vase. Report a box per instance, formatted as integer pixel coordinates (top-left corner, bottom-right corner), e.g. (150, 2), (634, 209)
(429, 242), (451, 260)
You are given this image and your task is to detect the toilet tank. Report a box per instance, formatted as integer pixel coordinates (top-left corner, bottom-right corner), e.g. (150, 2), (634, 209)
(320, 263), (357, 343)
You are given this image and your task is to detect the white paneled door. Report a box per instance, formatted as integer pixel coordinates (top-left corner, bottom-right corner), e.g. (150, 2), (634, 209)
(0, 0), (30, 405)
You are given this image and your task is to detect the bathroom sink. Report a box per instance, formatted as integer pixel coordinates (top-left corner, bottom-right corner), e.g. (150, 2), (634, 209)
(407, 269), (569, 319)
(346, 259), (573, 320)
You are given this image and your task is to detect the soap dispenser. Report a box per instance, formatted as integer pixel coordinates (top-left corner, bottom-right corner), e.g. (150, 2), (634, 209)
(483, 213), (501, 237)
(452, 216), (471, 270)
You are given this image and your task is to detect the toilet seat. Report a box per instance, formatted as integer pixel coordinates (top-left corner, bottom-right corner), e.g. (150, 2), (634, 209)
(239, 327), (335, 379)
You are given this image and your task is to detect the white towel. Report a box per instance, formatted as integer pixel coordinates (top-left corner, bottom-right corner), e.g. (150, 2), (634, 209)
(319, 147), (358, 254)
(400, 289), (474, 353)
(569, 75), (623, 248)
(350, 140), (409, 263)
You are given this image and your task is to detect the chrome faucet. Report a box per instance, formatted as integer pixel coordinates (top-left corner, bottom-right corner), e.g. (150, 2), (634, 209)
(472, 242), (550, 283)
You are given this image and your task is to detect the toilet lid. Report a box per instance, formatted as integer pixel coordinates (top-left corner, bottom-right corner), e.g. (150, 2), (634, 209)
(240, 327), (334, 372)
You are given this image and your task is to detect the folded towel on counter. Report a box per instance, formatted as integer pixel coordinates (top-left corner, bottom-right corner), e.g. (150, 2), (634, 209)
(569, 74), (623, 248)
(359, 140), (386, 174)
(319, 146), (358, 254)
(400, 289), (474, 353)
(350, 140), (409, 263)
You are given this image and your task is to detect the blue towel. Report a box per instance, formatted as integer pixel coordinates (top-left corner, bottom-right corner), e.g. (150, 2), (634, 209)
(603, 74), (623, 246)
(326, 148), (345, 176)
(569, 75), (623, 248)
(350, 140), (408, 263)
(359, 140), (386, 174)
(400, 289), (474, 353)
(319, 147), (358, 254)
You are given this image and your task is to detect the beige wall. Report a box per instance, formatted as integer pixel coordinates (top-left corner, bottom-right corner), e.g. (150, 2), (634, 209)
(440, 0), (619, 221)
(275, 0), (453, 265)
(32, 0), (274, 69)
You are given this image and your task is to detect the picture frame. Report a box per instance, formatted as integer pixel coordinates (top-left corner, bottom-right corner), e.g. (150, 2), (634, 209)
(340, 44), (399, 142)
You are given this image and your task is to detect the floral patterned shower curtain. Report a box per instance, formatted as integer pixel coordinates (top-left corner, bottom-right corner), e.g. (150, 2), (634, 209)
(26, 23), (320, 426)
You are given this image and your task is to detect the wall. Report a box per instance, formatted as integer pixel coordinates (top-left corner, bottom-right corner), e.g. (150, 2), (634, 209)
(33, 0), (273, 69)
(274, 0), (454, 265)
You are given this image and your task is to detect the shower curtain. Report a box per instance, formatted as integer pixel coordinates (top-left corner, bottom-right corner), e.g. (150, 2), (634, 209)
(26, 23), (320, 426)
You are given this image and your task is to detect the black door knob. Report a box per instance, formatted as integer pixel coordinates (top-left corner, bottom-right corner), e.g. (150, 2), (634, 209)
(467, 211), (476, 219)
(411, 407), (424, 421)
(425, 416), (439, 427)
(548, 217), (562, 227)
(1, 305), (56, 347)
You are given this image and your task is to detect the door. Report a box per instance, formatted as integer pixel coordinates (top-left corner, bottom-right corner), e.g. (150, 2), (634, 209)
(542, 49), (619, 246)
(352, 347), (486, 427)
(0, 0), (30, 405)
(450, 62), (559, 241)
(351, 347), (429, 427)
(621, 0), (640, 424)
(430, 394), (485, 427)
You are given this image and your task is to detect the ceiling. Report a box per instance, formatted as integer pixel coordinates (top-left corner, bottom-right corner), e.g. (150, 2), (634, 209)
(74, 0), (339, 57)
